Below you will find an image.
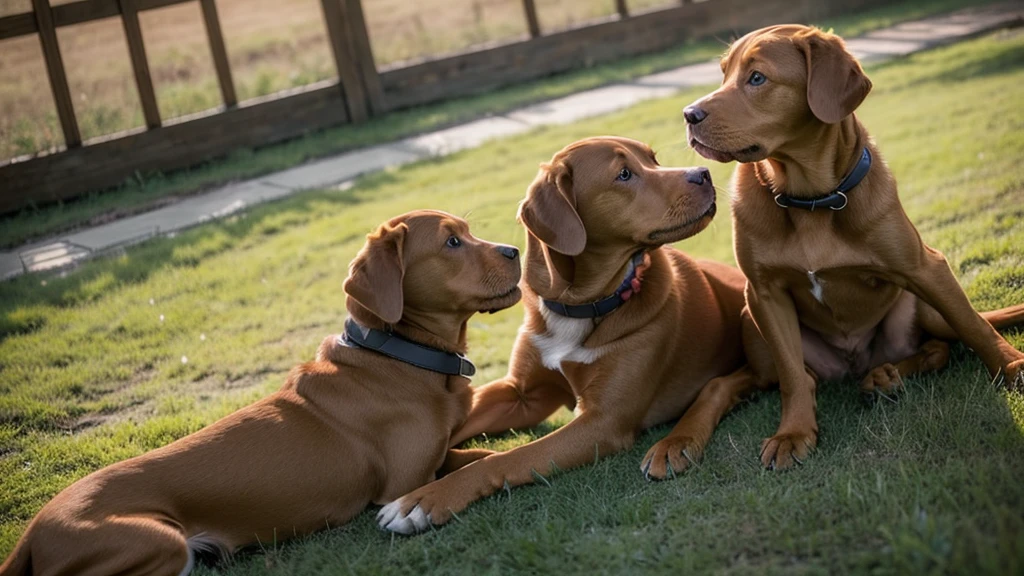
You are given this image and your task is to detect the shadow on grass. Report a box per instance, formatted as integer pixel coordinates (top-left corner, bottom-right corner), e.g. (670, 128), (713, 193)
(187, 343), (1024, 575)
(0, 172), (400, 341)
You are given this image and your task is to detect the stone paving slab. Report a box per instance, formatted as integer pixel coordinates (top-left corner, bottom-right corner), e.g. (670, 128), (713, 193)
(507, 83), (677, 126)
(67, 181), (290, 251)
(0, 253), (21, 280)
(3, 2), (1021, 281)
(399, 116), (531, 156)
(633, 61), (724, 89)
(262, 144), (422, 190)
(847, 3), (1022, 61)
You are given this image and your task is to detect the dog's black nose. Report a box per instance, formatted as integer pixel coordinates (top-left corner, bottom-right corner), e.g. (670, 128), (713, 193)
(683, 105), (707, 125)
(687, 167), (712, 185)
(497, 245), (519, 260)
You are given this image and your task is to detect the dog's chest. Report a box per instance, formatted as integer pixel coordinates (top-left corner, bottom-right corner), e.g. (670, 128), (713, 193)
(531, 308), (604, 373)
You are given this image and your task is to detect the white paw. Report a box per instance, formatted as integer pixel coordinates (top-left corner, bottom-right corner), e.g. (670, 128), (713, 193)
(377, 500), (431, 534)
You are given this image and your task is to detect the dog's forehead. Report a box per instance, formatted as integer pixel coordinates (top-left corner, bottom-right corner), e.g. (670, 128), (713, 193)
(397, 210), (468, 238)
(723, 25), (808, 73)
(561, 137), (652, 166)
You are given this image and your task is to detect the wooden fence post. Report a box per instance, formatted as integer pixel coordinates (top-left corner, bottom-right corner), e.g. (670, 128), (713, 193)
(118, 0), (161, 129)
(615, 0), (629, 18)
(320, 0), (369, 122)
(522, 0), (541, 38)
(30, 0), (81, 148)
(199, 0), (237, 107)
(341, 0), (384, 115)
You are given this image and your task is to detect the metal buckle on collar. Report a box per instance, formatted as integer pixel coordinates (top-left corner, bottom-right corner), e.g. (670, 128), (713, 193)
(457, 355), (476, 377)
(774, 194), (788, 209)
(829, 191), (848, 211)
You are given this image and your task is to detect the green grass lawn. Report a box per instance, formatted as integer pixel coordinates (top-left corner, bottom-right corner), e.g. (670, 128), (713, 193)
(2, 29), (1024, 575)
(0, 0), (1000, 250)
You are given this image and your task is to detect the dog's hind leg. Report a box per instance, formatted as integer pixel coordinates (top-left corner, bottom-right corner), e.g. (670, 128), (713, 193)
(861, 293), (952, 399)
(860, 340), (950, 400)
(26, 513), (190, 576)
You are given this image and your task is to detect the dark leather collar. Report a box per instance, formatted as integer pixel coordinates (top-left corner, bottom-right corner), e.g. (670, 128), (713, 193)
(340, 319), (475, 377)
(541, 251), (645, 319)
(774, 147), (871, 211)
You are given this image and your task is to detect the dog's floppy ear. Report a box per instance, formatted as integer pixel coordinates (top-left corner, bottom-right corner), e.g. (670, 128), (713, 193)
(799, 29), (872, 124)
(518, 163), (586, 256)
(343, 222), (408, 324)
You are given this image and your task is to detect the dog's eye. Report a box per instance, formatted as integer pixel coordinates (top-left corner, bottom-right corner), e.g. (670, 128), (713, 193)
(617, 168), (632, 181)
(446, 236), (462, 248)
(748, 71), (767, 86)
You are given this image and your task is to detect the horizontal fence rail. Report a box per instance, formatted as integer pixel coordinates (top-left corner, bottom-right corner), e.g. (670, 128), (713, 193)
(0, 0), (889, 215)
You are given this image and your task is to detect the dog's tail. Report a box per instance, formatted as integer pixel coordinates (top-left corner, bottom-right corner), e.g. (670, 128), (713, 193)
(0, 530), (32, 576)
(919, 303), (1024, 340)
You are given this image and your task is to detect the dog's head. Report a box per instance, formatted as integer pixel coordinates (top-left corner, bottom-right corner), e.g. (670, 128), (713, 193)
(344, 210), (521, 327)
(684, 25), (871, 163)
(518, 137), (716, 292)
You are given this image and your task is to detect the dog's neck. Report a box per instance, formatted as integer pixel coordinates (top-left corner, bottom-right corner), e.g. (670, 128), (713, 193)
(755, 114), (866, 198)
(524, 233), (641, 304)
(346, 302), (469, 355)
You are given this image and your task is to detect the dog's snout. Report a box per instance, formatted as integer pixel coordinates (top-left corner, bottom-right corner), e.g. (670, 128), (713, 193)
(683, 105), (707, 125)
(687, 168), (712, 186)
(497, 245), (519, 260)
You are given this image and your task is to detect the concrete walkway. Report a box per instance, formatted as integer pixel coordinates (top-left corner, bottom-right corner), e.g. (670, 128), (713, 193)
(2, 2), (1021, 281)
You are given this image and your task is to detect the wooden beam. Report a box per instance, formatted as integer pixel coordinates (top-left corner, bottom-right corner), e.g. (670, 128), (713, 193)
(135, 0), (193, 10)
(0, 13), (37, 41)
(199, 0), (237, 107)
(615, 0), (629, 19)
(118, 0), (161, 129)
(341, 0), (384, 115)
(319, 0), (369, 122)
(521, 0), (540, 38)
(52, 0), (120, 28)
(31, 0), (81, 148)
(0, 81), (350, 214)
(1, 0), (194, 40)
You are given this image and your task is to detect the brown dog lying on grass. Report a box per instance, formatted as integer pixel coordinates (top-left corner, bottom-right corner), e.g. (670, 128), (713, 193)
(0, 210), (521, 576)
(682, 25), (1024, 469)
(377, 136), (772, 533)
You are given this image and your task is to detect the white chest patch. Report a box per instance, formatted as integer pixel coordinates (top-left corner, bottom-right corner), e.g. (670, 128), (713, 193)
(531, 306), (604, 373)
(807, 271), (825, 304)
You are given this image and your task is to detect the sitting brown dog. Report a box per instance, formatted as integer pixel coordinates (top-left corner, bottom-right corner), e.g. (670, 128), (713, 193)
(0, 210), (521, 576)
(377, 136), (765, 533)
(683, 25), (1024, 469)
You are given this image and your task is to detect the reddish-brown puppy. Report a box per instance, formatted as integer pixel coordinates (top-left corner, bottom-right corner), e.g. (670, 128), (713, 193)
(0, 210), (520, 576)
(684, 25), (1024, 469)
(378, 136), (761, 533)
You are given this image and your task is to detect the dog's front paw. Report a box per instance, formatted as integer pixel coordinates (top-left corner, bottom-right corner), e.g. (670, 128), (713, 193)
(760, 430), (816, 471)
(377, 479), (469, 534)
(1005, 358), (1024, 392)
(377, 498), (433, 535)
(640, 435), (703, 480)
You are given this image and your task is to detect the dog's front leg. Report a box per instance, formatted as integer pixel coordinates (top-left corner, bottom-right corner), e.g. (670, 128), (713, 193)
(744, 279), (818, 470)
(378, 409), (636, 534)
(897, 245), (1024, 388)
(450, 334), (575, 447)
(438, 448), (495, 476)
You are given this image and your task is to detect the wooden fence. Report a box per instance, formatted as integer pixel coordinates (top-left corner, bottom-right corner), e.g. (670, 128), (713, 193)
(0, 0), (888, 215)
